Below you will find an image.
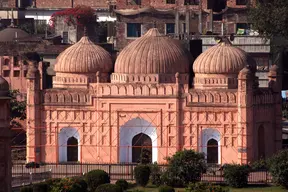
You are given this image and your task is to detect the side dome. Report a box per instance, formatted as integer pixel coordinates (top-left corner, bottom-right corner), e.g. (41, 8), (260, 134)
(0, 26), (29, 42)
(114, 28), (191, 74)
(193, 41), (256, 74)
(54, 36), (113, 74)
(0, 76), (9, 96)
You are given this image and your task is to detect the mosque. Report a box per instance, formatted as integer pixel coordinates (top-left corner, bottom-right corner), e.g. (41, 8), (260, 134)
(24, 28), (282, 165)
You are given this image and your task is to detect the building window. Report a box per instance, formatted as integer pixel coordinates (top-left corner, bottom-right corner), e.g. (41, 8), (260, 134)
(128, 0), (141, 5)
(236, 23), (251, 35)
(166, 23), (175, 34)
(184, 0), (199, 5)
(24, 70), (28, 77)
(4, 58), (9, 65)
(127, 23), (141, 38)
(3, 70), (10, 77)
(167, 0), (175, 4)
(183, 23), (186, 33)
(62, 31), (69, 44)
(13, 70), (20, 77)
(236, 0), (247, 5)
(213, 14), (223, 21)
(14, 57), (19, 67)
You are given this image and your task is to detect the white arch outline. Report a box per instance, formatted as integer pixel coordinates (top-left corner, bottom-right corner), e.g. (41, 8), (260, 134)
(119, 118), (158, 163)
(200, 128), (221, 164)
(58, 127), (80, 162)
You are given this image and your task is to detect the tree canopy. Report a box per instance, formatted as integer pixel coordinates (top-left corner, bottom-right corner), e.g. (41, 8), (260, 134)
(8, 90), (26, 121)
(248, 0), (288, 40)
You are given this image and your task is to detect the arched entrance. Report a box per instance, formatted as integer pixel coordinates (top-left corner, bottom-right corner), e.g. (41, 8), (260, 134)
(207, 139), (218, 164)
(67, 137), (78, 162)
(119, 118), (158, 163)
(258, 125), (266, 159)
(132, 133), (152, 163)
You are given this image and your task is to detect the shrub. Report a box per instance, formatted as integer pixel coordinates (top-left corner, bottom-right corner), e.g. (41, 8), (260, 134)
(20, 186), (33, 192)
(115, 179), (129, 190)
(150, 163), (162, 186)
(50, 177), (88, 192)
(251, 158), (268, 171)
(162, 149), (206, 187)
(185, 182), (228, 192)
(44, 178), (61, 191)
(85, 169), (110, 191)
(134, 165), (151, 187)
(25, 162), (40, 168)
(223, 164), (250, 188)
(267, 149), (288, 188)
(33, 182), (48, 192)
(158, 185), (175, 192)
(95, 183), (123, 192)
(129, 190), (144, 192)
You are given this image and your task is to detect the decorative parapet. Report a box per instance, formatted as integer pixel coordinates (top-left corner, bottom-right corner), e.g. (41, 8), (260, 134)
(186, 90), (237, 106)
(253, 88), (275, 105)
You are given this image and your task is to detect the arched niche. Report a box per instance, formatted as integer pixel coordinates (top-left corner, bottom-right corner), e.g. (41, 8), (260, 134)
(132, 133), (152, 163)
(59, 127), (80, 162)
(258, 125), (266, 160)
(119, 118), (157, 163)
(200, 128), (221, 164)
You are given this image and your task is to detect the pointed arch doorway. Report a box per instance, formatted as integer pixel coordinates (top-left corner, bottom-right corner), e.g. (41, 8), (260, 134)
(132, 133), (152, 163)
(207, 139), (218, 164)
(67, 137), (78, 162)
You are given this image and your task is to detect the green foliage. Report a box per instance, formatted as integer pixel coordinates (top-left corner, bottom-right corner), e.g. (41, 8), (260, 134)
(158, 185), (175, 192)
(185, 182), (229, 192)
(9, 90), (26, 120)
(33, 182), (48, 192)
(115, 179), (129, 190)
(134, 165), (151, 187)
(50, 177), (88, 192)
(85, 169), (110, 191)
(267, 149), (288, 188)
(150, 163), (162, 187)
(162, 149), (206, 187)
(223, 164), (250, 188)
(20, 186), (33, 192)
(138, 148), (152, 164)
(250, 158), (268, 171)
(248, 0), (288, 39)
(95, 183), (123, 192)
(129, 190), (144, 192)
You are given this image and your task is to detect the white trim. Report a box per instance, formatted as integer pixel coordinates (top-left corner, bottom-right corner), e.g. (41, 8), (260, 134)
(59, 127), (80, 162)
(200, 128), (221, 164)
(119, 118), (157, 163)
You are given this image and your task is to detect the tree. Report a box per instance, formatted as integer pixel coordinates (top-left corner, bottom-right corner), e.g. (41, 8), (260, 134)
(248, 0), (288, 40)
(8, 89), (26, 121)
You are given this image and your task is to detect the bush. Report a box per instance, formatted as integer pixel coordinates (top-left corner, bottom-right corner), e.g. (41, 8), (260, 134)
(162, 149), (206, 187)
(158, 185), (175, 192)
(134, 165), (151, 187)
(251, 158), (268, 171)
(50, 177), (88, 192)
(150, 163), (162, 187)
(95, 183), (123, 192)
(267, 149), (288, 188)
(116, 179), (129, 190)
(44, 178), (61, 191)
(85, 169), (110, 191)
(129, 190), (144, 192)
(20, 186), (33, 192)
(25, 162), (40, 168)
(185, 182), (228, 192)
(223, 164), (250, 188)
(33, 182), (48, 192)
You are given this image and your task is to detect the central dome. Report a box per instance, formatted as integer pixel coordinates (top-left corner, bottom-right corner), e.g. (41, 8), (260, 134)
(114, 28), (191, 74)
(54, 36), (113, 74)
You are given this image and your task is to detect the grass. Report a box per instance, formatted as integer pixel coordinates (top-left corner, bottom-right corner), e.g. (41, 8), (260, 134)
(127, 184), (287, 192)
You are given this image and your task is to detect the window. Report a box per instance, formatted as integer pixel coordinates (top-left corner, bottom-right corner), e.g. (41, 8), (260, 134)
(183, 23), (186, 33)
(13, 70), (20, 77)
(166, 23), (175, 34)
(213, 14), (223, 21)
(127, 23), (141, 38)
(128, 0), (141, 5)
(208, 0), (226, 12)
(4, 58), (9, 65)
(3, 70), (10, 77)
(184, 0), (199, 5)
(62, 31), (68, 43)
(14, 57), (19, 67)
(24, 70), (27, 77)
(236, 0), (247, 5)
(167, 0), (175, 4)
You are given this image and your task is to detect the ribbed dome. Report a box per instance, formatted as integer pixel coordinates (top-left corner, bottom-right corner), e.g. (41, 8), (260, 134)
(193, 41), (256, 74)
(114, 28), (191, 74)
(54, 36), (113, 73)
(0, 26), (29, 42)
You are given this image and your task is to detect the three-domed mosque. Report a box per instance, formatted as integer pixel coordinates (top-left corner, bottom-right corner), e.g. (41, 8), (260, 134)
(25, 28), (282, 164)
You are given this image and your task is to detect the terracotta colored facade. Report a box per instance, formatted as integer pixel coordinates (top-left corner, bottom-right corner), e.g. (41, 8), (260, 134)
(0, 76), (12, 192)
(26, 28), (282, 165)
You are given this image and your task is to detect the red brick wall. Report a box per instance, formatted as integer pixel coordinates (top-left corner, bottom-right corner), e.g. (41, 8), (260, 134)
(35, 0), (108, 9)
